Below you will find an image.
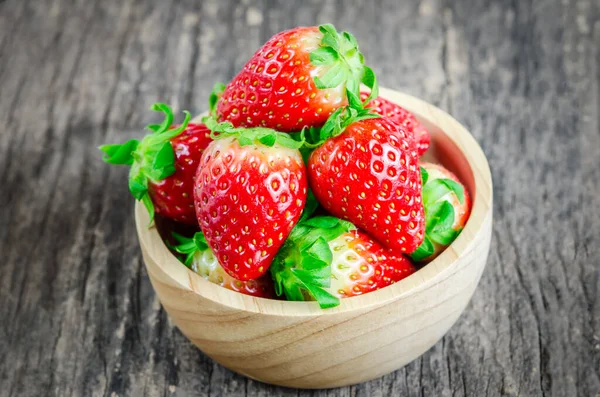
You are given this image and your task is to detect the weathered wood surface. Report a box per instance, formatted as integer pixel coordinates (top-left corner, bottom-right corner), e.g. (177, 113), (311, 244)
(0, 0), (598, 396)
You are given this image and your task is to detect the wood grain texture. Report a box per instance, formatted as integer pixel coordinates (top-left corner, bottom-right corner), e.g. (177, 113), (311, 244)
(0, 0), (598, 396)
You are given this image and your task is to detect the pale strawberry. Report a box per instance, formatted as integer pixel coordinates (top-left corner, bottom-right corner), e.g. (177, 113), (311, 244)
(170, 232), (276, 298)
(270, 216), (416, 308)
(410, 162), (471, 262)
(326, 229), (415, 298)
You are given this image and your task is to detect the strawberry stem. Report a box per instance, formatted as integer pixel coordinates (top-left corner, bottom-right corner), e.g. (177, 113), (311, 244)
(270, 216), (355, 308)
(410, 171), (465, 261)
(169, 231), (209, 267)
(209, 82), (226, 116)
(99, 102), (191, 225)
(311, 105), (380, 145)
(310, 24), (378, 110)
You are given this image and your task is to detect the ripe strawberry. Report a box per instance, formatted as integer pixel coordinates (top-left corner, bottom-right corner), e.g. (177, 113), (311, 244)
(410, 162), (471, 262)
(308, 114), (425, 253)
(170, 232), (276, 298)
(217, 24), (377, 132)
(194, 120), (307, 281)
(100, 103), (211, 225)
(270, 216), (416, 308)
(360, 91), (430, 155)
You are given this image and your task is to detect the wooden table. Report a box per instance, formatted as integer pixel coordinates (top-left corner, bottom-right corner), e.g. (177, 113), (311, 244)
(1, 0), (598, 396)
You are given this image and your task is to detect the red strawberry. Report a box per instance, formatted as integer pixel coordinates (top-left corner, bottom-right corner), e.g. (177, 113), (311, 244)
(147, 123), (212, 224)
(100, 103), (211, 225)
(270, 216), (416, 308)
(217, 24), (377, 132)
(410, 162), (471, 262)
(170, 232), (276, 298)
(308, 115), (425, 253)
(360, 92), (430, 155)
(194, 120), (308, 280)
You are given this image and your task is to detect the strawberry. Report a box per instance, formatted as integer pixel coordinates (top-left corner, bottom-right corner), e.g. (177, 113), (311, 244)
(410, 162), (471, 262)
(194, 119), (308, 281)
(100, 103), (212, 225)
(327, 230), (415, 298)
(170, 232), (276, 298)
(360, 92), (430, 155)
(307, 110), (425, 253)
(270, 216), (416, 308)
(216, 24), (377, 132)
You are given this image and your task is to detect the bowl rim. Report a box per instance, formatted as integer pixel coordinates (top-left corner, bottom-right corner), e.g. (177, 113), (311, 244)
(135, 87), (493, 317)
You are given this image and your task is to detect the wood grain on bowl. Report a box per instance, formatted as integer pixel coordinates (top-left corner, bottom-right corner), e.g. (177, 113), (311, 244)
(136, 87), (493, 389)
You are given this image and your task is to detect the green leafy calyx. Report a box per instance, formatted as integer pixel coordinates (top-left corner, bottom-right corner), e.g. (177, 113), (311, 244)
(209, 82), (226, 116)
(315, 104), (381, 146)
(421, 166), (429, 186)
(202, 115), (304, 150)
(99, 103), (191, 223)
(410, 170), (466, 261)
(270, 216), (355, 309)
(170, 232), (209, 267)
(310, 24), (378, 108)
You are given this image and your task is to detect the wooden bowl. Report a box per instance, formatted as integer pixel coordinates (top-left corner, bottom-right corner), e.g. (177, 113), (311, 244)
(135, 87), (493, 389)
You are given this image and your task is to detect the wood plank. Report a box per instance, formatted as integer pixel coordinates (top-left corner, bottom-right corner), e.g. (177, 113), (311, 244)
(0, 0), (598, 395)
(444, 1), (600, 396)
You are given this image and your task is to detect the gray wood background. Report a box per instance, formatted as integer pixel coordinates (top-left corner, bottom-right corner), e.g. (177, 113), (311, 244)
(1, 0), (599, 396)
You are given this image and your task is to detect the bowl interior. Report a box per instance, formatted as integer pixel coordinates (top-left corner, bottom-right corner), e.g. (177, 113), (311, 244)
(136, 87), (493, 317)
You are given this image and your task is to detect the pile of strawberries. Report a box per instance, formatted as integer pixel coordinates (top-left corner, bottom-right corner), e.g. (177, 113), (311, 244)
(101, 25), (471, 308)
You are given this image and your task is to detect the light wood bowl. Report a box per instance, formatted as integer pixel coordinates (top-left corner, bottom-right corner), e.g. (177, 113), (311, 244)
(135, 87), (493, 389)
